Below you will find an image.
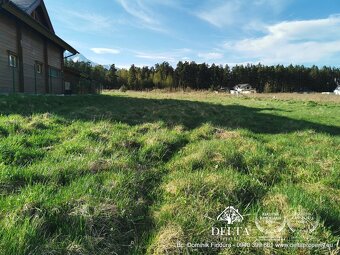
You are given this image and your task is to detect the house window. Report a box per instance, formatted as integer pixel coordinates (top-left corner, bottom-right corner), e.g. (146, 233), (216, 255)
(36, 62), (43, 74)
(49, 67), (60, 78)
(8, 53), (17, 68)
(65, 82), (71, 91)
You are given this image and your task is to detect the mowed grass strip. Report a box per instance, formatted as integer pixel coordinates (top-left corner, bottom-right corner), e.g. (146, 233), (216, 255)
(0, 92), (339, 255)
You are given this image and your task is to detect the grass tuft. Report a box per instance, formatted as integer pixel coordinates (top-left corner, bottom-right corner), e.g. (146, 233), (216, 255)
(0, 91), (338, 254)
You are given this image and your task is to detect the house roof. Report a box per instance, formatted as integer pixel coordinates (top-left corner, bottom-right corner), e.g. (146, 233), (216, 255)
(9, 0), (40, 13)
(1, 0), (78, 54)
(10, 0), (54, 33)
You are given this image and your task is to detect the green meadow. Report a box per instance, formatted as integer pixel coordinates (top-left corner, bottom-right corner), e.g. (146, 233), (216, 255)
(0, 91), (339, 255)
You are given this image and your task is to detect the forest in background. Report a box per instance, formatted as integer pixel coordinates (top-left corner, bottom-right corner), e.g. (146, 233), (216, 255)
(65, 59), (340, 92)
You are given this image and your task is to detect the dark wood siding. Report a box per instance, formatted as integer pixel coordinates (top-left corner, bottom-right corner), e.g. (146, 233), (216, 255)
(0, 0), (81, 94)
(1, 11), (65, 94)
(0, 14), (19, 93)
(22, 26), (45, 93)
(48, 43), (63, 94)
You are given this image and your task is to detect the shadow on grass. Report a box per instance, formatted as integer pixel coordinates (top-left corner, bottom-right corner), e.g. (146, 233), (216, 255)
(1, 94), (339, 254)
(0, 94), (339, 135)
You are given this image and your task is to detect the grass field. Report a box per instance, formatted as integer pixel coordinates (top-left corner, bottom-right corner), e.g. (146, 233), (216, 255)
(0, 91), (339, 255)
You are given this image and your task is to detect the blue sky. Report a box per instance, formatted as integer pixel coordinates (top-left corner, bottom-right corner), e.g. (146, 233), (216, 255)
(45, 0), (340, 68)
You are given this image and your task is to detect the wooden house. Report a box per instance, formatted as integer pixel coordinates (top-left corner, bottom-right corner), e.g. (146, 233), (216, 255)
(230, 84), (256, 94)
(0, 0), (78, 94)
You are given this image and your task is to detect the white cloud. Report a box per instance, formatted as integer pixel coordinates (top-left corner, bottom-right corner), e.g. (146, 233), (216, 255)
(135, 54), (168, 61)
(223, 15), (340, 64)
(134, 48), (192, 63)
(198, 52), (224, 60)
(196, 0), (289, 28)
(197, 1), (241, 28)
(116, 0), (165, 32)
(53, 10), (116, 33)
(117, 0), (154, 24)
(91, 48), (121, 55)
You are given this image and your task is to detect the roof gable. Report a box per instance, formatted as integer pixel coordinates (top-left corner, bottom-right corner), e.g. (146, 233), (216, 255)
(0, 0), (78, 54)
(9, 0), (39, 13)
(10, 0), (54, 33)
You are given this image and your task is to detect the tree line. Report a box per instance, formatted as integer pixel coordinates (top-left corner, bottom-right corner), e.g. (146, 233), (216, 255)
(65, 59), (340, 92)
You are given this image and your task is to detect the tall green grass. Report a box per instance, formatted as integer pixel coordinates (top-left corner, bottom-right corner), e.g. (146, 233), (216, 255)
(0, 92), (339, 255)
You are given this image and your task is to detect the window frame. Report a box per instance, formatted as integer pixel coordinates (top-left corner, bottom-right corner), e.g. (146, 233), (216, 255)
(64, 81), (71, 91)
(48, 66), (61, 78)
(35, 61), (43, 74)
(8, 51), (18, 68)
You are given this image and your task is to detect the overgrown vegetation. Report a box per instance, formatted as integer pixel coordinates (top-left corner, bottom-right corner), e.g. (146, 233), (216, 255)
(65, 60), (340, 92)
(0, 91), (339, 255)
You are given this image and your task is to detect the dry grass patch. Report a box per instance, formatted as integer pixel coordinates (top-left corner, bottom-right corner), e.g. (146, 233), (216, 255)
(148, 225), (185, 255)
(214, 129), (241, 139)
(88, 159), (113, 173)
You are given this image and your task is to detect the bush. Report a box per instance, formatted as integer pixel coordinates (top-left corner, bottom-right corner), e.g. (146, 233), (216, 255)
(0, 126), (8, 137)
(264, 82), (275, 93)
(119, 85), (128, 92)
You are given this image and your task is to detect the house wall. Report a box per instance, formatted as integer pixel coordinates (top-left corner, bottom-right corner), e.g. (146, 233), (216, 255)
(21, 26), (45, 93)
(47, 43), (63, 94)
(0, 13), (20, 93)
(0, 11), (64, 94)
